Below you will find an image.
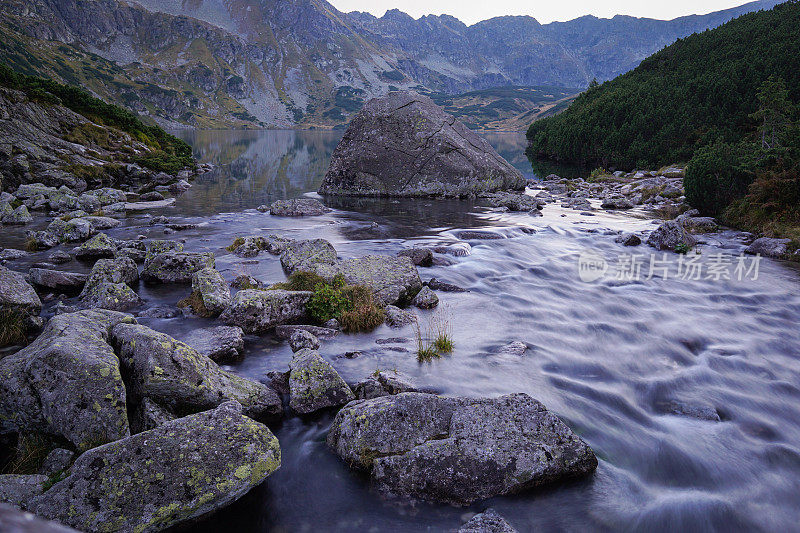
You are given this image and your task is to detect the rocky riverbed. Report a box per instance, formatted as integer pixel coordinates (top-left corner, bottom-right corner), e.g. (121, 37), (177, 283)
(1, 130), (800, 532)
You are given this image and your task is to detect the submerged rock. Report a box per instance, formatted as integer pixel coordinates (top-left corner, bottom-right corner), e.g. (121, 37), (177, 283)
(319, 92), (524, 198)
(615, 233), (642, 246)
(220, 289), (312, 334)
(182, 326), (245, 363)
(142, 252), (215, 284)
(385, 305), (415, 328)
(288, 349), (355, 414)
(0, 310), (134, 450)
(111, 323), (282, 422)
(327, 393), (597, 505)
(497, 341), (527, 356)
(269, 198), (330, 216)
(274, 324), (339, 340)
(30, 401), (281, 533)
(397, 247), (434, 267)
(74, 233), (117, 259)
(459, 509), (518, 533)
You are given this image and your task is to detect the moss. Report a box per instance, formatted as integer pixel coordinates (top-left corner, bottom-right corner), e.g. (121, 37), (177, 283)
(226, 237), (245, 252)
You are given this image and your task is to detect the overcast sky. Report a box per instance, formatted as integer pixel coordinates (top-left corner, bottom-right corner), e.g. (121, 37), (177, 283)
(329, 0), (757, 25)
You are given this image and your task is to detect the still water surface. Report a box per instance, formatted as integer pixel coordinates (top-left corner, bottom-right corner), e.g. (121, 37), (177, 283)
(7, 130), (800, 532)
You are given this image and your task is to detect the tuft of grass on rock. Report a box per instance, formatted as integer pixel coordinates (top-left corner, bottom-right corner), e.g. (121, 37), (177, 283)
(340, 285), (385, 333)
(226, 237), (245, 252)
(0, 308), (28, 348)
(177, 291), (213, 318)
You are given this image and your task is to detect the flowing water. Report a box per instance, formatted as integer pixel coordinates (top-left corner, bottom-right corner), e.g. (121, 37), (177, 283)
(4, 130), (800, 532)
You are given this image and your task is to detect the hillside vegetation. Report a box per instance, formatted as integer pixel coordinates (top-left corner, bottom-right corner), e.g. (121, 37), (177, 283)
(527, 1), (800, 242)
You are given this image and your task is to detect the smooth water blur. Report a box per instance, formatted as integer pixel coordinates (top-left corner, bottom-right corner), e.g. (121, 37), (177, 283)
(6, 131), (800, 532)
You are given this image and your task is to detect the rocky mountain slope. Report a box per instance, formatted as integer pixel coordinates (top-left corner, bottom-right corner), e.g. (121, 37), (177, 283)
(0, 0), (782, 129)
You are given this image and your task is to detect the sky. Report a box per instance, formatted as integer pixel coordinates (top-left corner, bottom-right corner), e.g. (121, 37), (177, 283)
(328, 0), (758, 25)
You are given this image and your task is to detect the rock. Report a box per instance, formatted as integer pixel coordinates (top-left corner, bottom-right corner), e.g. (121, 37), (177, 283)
(319, 92), (524, 198)
(111, 323), (282, 422)
(85, 188), (127, 206)
(615, 233), (642, 246)
(39, 449), (75, 476)
(412, 286), (439, 309)
(48, 251), (71, 264)
(23, 231), (59, 251)
(385, 305), (415, 328)
(82, 256), (139, 294)
(269, 198), (330, 216)
(678, 215), (718, 233)
(745, 237), (790, 259)
(0, 249), (28, 262)
(142, 252), (215, 284)
(135, 306), (184, 319)
(1, 205), (33, 225)
(83, 216), (120, 232)
(646, 220), (697, 251)
(0, 475), (48, 508)
(0, 266), (42, 325)
(166, 222), (196, 231)
(145, 240), (183, 259)
(27, 268), (87, 293)
(190, 267), (231, 316)
(45, 217), (94, 243)
(230, 274), (265, 289)
(0, 503), (80, 532)
(169, 179), (191, 194)
(485, 193), (543, 212)
(601, 196), (633, 210)
(455, 230), (504, 240)
(74, 233), (117, 259)
(498, 341), (527, 356)
(279, 239), (338, 273)
(30, 401), (281, 533)
(397, 247), (433, 267)
(459, 509), (518, 533)
(433, 243), (471, 257)
(327, 393), (597, 505)
(274, 324), (339, 340)
(312, 255), (423, 306)
(124, 198), (176, 210)
(0, 310), (134, 450)
(426, 278), (468, 292)
(325, 318), (341, 330)
(182, 326), (245, 363)
(256, 204), (270, 213)
(80, 282), (143, 311)
(288, 349), (355, 414)
(220, 289), (312, 334)
(139, 191), (164, 202)
(354, 370), (418, 400)
(655, 400), (720, 422)
(289, 329), (320, 352)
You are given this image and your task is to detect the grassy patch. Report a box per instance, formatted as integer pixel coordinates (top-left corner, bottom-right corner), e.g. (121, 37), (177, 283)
(414, 308), (454, 362)
(0, 308), (28, 348)
(2, 433), (50, 474)
(177, 291), (213, 318)
(226, 237), (245, 252)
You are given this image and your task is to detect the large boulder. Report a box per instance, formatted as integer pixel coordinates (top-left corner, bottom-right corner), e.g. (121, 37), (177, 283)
(220, 289), (312, 334)
(111, 323), (281, 422)
(74, 233), (117, 259)
(312, 255), (423, 306)
(745, 237), (791, 259)
(353, 370), (418, 400)
(189, 267), (230, 316)
(45, 217), (94, 243)
(0, 310), (134, 450)
(328, 393), (597, 505)
(142, 252), (215, 283)
(80, 257), (141, 311)
(646, 220), (697, 251)
(279, 239), (338, 273)
(30, 401), (281, 533)
(27, 268), (87, 293)
(0, 475), (48, 508)
(1, 205), (33, 225)
(182, 326), (245, 363)
(288, 349), (355, 414)
(319, 92), (524, 198)
(0, 266), (43, 321)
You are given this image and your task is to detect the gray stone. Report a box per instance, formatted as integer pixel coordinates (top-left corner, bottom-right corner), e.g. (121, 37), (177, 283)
(74, 233), (117, 259)
(45, 217), (94, 243)
(601, 196), (633, 210)
(80, 282), (143, 311)
(39, 449), (75, 476)
(1, 205), (33, 225)
(142, 252), (215, 284)
(269, 198), (330, 216)
(48, 251), (71, 264)
(22, 231), (59, 251)
(646, 220), (697, 251)
(485, 193), (543, 212)
(111, 323), (282, 422)
(279, 239), (338, 273)
(220, 289), (312, 334)
(354, 370), (418, 400)
(426, 278), (468, 292)
(85, 188), (127, 206)
(0, 266), (42, 322)
(0, 475), (48, 508)
(182, 326), (245, 363)
(230, 274), (265, 289)
(412, 286), (439, 309)
(0, 249), (28, 262)
(82, 256), (139, 295)
(745, 237), (791, 259)
(139, 191), (164, 202)
(232, 235), (292, 258)
(289, 329), (320, 352)
(274, 324), (339, 341)
(30, 401), (281, 533)
(327, 393), (597, 505)
(191, 267), (231, 316)
(27, 268), (87, 293)
(385, 305), (414, 328)
(615, 233), (642, 246)
(0, 503), (80, 532)
(288, 349), (355, 415)
(312, 255), (423, 306)
(497, 341), (527, 356)
(319, 92), (524, 198)
(678, 215), (719, 233)
(0, 310), (134, 451)
(459, 509), (518, 533)
(455, 230), (505, 240)
(397, 247), (434, 267)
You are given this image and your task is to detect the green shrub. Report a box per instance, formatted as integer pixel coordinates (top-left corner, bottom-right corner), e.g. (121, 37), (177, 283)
(135, 150), (188, 174)
(306, 275), (350, 323)
(685, 142), (755, 215)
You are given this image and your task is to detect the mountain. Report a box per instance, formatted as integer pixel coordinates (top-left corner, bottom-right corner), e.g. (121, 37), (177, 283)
(0, 0), (783, 129)
(525, 1), (800, 170)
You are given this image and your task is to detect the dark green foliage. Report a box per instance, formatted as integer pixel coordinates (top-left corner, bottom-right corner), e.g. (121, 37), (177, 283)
(306, 275), (350, 324)
(0, 62), (193, 169)
(526, 2), (800, 169)
(685, 142), (756, 215)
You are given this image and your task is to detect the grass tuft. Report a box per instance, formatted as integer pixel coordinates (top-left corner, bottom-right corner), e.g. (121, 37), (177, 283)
(0, 308), (28, 348)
